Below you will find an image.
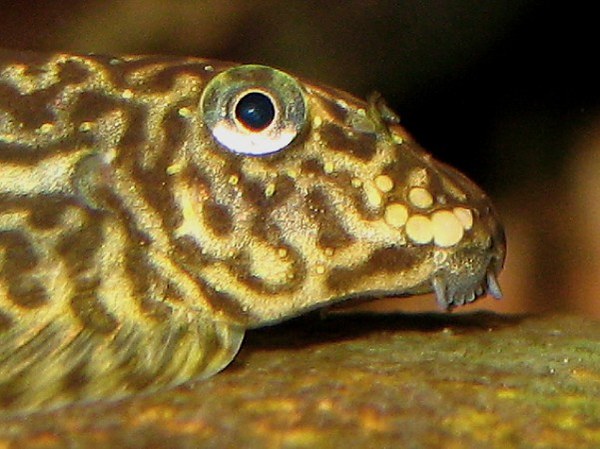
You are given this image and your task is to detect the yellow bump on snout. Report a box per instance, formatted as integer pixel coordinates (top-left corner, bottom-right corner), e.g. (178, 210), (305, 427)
(406, 215), (433, 244)
(286, 168), (299, 179)
(78, 121), (94, 132)
(364, 182), (383, 208)
(39, 123), (55, 134)
(374, 174), (394, 193)
(265, 182), (276, 197)
(178, 107), (193, 118)
(453, 207), (473, 230)
(408, 187), (434, 209)
(351, 178), (363, 188)
(166, 161), (185, 175)
(407, 167), (429, 187)
(431, 210), (464, 247)
(384, 203), (408, 228)
(391, 133), (404, 144)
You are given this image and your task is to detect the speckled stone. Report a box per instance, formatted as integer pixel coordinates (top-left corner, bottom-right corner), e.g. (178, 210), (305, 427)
(1, 312), (599, 449)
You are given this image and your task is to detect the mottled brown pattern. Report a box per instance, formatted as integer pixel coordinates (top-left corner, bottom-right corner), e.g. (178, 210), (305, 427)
(242, 176), (297, 241)
(178, 163), (212, 193)
(69, 281), (118, 335)
(0, 49), (505, 415)
(0, 81), (60, 130)
(27, 196), (71, 230)
(326, 246), (426, 293)
(0, 136), (86, 163)
(70, 90), (150, 152)
(379, 149), (446, 208)
(172, 236), (210, 271)
(55, 216), (104, 274)
(310, 84), (368, 120)
(6, 278), (48, 309)
(117, 349), (161, 390)
(61, 356), (92, 394)
(0, 230), (48, 309)
(300, 158), (324, 175)
(238, 178), (267, 208)
(126, 64), (209, 94)
(222, 250), (278, 294)
(0, 323), (62, 406)
(124, 243), (168, 318)
(269, 174), (296, 206)
(138, 291), (175, 322)
(70, 91), (123, 124)
(305, 188), (355, 249)
(57, 59), (91, 85)
(198, 281), (253, 324)
(131, 163), (181, 231)
(162, 104), (191, 149)
(0, 310), (12, 332)
(317, 95), (350, 124)
(203, 198), (233, 236)
(108, 59), (231, 94)
(0, 376), (22, 408)
(332, 171), (381, 221)
(3, 321), (57, 361)
(319, 123), (378, 161)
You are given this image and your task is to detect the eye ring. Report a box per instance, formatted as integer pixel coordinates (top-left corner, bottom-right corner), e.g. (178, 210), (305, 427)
(200, 65), (307, 156)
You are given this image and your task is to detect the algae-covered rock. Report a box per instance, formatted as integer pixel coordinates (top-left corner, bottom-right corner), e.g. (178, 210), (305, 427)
(1, 312), (599, 448)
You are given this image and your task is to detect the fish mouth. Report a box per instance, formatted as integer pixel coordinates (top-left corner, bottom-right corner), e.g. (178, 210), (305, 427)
(428, 189), (506, 311)
(431, 254), (504, 311)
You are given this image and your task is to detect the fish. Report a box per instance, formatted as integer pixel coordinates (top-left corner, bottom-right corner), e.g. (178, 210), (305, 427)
(0, 49), (505, 413)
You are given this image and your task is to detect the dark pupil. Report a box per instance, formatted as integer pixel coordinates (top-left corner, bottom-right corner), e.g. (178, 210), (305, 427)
(235, 92), (275, 131)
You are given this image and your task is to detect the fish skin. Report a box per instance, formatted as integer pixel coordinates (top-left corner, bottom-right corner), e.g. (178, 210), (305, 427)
(0, 50), (505, 413)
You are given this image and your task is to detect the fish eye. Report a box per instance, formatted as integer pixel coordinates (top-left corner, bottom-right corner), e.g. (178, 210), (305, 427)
(200, 65), (307, 156)
(235, 91), (276, 131)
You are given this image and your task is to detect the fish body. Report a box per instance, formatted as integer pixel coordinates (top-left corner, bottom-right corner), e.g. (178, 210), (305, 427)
(0, 50), (505, 412)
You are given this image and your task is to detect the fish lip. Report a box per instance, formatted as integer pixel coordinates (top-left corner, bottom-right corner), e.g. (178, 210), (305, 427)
(432, 255), (504, 312)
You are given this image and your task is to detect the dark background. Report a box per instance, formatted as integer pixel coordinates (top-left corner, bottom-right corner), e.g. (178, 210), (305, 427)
(2, 1), (598, 316)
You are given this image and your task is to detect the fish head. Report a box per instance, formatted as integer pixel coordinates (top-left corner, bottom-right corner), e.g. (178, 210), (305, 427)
(174, 64), (506, 325)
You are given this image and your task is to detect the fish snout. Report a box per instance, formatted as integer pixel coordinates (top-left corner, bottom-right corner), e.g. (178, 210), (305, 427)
(427, 177), (506, 310)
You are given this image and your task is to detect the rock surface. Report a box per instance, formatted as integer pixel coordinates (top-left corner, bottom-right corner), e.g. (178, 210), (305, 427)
(0, 312), (599, 448)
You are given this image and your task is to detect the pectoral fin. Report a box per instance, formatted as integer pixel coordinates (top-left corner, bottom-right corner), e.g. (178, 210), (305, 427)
(0, 308), (243, 414)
